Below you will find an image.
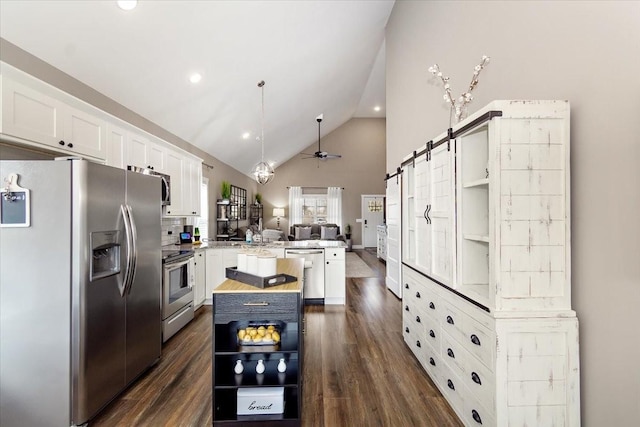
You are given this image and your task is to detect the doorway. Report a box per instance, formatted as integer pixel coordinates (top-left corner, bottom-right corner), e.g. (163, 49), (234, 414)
(361, 195), (384, 248)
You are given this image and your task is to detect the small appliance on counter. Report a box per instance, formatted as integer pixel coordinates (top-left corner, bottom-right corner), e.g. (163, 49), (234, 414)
(180, 225), (193, 244)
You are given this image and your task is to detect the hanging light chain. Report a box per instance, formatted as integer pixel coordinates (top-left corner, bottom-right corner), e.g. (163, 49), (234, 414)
(258, 80), (265, 163)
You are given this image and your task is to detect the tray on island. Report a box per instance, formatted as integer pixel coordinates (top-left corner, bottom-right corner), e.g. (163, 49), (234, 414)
(225, 267), (297, 289)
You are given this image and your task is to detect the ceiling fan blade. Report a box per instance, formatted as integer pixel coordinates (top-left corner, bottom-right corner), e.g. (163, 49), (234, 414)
(323, 153), (342, 159)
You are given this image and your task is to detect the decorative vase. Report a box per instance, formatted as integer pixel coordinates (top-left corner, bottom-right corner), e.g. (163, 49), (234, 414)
(234, 360), (244, 374)
(256, 359), (266, 374)
(277, 358), (287, 373)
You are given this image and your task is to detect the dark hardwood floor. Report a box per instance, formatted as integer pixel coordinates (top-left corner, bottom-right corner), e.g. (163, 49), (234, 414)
(91, 249), (461, 427)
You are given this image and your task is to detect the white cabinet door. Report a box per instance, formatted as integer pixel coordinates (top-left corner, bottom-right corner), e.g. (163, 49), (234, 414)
(63, 104), (107, 159)
(194, 251), (206, 309)
(1, 75), (64, 147)
(414, 155), (432, 275)
(106, 124), (127, 169)
(182, 158), (201, 216)
(147, 140), (166, 172)
(205, 249), (222, 304)
(324, 248), (346, 305)
(163, 150), (183, 216)
(428, 143), (455, 286)
(128, 133), (149, 169)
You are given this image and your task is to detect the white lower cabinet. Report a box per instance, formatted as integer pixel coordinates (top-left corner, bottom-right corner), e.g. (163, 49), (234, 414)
(403, 266), (579, 427)
(324, 248), (346, 305)
(193, 250), (206, 309)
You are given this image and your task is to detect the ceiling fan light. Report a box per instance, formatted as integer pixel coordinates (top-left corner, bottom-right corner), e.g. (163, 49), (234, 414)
(252, 161), (274, 185)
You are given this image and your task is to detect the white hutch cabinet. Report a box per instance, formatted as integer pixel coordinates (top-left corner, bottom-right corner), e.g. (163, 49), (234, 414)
(401, 101), (579, 426)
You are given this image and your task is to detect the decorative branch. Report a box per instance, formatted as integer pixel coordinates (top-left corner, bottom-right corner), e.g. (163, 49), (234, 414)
(428, 55), (490, 123)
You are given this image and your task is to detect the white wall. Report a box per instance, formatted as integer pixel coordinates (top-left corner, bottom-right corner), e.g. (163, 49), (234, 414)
(386, 1), (640, 425)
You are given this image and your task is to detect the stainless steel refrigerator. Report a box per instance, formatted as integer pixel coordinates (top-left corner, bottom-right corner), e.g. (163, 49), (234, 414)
(0, 159), (162, 427)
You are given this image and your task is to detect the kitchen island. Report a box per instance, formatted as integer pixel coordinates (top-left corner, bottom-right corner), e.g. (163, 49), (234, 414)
(212, 258), (304, 426)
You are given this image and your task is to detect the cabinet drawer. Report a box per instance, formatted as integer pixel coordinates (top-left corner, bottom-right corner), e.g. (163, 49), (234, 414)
(440, 299), (466, 344)
(461, 354), (495, 413)
(461, 314), (495, 370)
(324, 248), (345, 260)
(463, 393), (495, 427)
(403, 316), (425, 361)
(422, 314), (440, 352)
(421, 342), (441, 382)
(441, 329), (467, 378)
(214, 293), (298, 322)
(437, 363), (465, 416)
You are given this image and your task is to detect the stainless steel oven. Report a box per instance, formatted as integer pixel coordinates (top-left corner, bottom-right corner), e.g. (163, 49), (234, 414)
(161, 250), (194, 342)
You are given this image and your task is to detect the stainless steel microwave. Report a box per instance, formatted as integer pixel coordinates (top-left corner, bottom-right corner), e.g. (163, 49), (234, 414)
(127, 166), (170, 205)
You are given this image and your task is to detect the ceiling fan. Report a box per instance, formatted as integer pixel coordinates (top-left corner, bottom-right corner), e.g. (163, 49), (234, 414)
(302, 114), (342, 164)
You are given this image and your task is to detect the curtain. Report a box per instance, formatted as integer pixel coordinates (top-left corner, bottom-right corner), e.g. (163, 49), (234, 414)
(288, 186), (303, 226)
(326, 187), (342, 228)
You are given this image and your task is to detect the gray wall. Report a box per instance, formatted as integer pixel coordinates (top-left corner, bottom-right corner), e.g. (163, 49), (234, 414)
(257, 117), (386, 246)
(386, 1), (640, 425)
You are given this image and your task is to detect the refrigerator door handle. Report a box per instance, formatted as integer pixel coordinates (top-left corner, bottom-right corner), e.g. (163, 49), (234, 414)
(120, 204), (134, 297)
(125, 204), (138, 294)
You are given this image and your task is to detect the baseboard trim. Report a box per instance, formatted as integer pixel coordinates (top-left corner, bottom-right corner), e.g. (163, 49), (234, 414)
(353, 245), (364, 249)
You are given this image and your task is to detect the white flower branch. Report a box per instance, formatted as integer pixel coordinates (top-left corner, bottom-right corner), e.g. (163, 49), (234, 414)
(428, 55), (490, 123)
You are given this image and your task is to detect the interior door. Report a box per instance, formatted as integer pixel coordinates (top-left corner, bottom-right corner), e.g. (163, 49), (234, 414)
(361, 195), (384, 247)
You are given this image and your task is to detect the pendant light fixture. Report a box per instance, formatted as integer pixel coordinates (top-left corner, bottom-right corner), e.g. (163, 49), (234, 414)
(252, 80), (275, 185)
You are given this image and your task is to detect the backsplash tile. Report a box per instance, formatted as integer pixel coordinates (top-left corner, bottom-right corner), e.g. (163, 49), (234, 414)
(161, 217), (185, 247)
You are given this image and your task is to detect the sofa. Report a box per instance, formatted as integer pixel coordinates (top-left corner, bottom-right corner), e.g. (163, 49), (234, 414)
(288, 223), (345, 242)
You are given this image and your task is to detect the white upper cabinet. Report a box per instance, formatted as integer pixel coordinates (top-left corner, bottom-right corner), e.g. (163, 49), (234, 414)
(1, 63), (107, 160)
(163, 149), (184, 217)
(106, 123), (127, 169)
(127, 133), (166, 172)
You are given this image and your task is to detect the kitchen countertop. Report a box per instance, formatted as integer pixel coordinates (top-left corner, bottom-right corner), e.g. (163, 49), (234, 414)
(167, 239), (347, 251)
(213, 258), (304, 293)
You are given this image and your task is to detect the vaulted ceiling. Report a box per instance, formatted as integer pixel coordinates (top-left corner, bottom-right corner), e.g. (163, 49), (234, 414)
(0, 0), (393, 175)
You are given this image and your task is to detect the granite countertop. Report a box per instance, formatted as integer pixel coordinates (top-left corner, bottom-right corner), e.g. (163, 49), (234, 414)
(166, 239), (347, 251)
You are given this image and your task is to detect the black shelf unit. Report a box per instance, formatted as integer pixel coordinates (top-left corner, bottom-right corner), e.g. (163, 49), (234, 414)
(212, 293), (303, 426)
(217, 201), (239, 241)
(249, 204), (263, 228)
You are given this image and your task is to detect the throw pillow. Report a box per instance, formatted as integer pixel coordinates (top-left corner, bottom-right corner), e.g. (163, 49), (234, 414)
(295, 226), (311, 240)
(321, 225), (338, 240)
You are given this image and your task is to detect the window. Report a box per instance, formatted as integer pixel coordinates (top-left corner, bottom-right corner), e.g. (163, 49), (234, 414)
(302, 196), (327, 224)
(195, 178), (209, 238)
(368, 199), (383, 212)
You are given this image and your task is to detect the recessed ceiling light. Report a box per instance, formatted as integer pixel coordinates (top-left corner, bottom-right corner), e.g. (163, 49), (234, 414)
(242, 132), (251, 139)
(374, 106), (381, 112)
(117, 1), (137, 11)
(189, 73), (202, 84)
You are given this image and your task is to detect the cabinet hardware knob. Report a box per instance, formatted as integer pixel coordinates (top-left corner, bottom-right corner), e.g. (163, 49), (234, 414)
(471, 372), (482, 385)
(58, 140), (65, 145)
(416, 340), (421, 348)
(405, 283), (409, 289)
(429, 302), (435, 310)
(447, 379), (455, 390)
(405, 305), (409, 311)
(429, 357), (436, 366)
(472, 409), (482, 424)
(243, 302), (269, 306)
(405, 327), (409, 333)
(447, 348), (455, 358)
(416, 291), (421, 298)
(429, 329), (435, 338)
(67, 143), (73, 148)
(470, 334), (481, 346)
(415, 316), (421, 323)
(446, 315), (454, 325)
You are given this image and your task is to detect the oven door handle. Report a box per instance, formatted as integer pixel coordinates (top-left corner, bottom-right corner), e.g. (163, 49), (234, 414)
(286, 250), (324, 255)
(164, 257), (193, 270)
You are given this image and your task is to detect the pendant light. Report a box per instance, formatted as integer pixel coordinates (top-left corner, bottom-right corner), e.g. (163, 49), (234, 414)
(252, 80), (275, 185)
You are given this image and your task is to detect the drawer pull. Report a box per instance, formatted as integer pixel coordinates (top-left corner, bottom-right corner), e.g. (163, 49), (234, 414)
(415, 316), (421, 323)
(405, 305), (409, 311)
(429, 329), (435, 338)
(405, 326), (409, 333)
(472, 409), (482, 424)
(429, 357), (436, 366)
(446, 315), (454, 325)
(470, 334), (481, 346)
(405, 283), (409, 289)
(471, 372), (482, 385)
(447, 379), (455, 390)
(416, 291), (421, 298)
(58, 140), (65, 146)
(429, 302), (435, 310)
(416, 340), (421, 348)
(447, 348), (455, 359)
(242, 302), (270, 306)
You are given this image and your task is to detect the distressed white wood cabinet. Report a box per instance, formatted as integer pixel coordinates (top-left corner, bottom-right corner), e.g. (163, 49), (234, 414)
(401, 101), (580, 426)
